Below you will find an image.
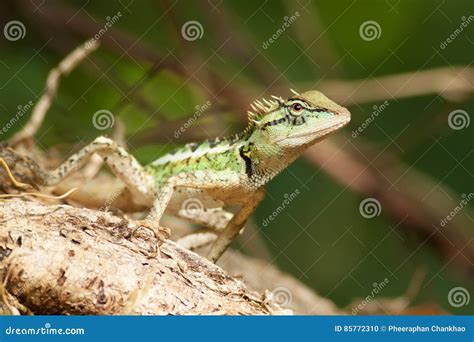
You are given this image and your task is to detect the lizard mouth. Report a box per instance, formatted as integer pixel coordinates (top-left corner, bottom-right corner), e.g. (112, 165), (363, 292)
(272, 117), (350, 144)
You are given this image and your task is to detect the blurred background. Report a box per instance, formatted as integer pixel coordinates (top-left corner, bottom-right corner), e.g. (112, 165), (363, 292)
(0, 0), (472, 314)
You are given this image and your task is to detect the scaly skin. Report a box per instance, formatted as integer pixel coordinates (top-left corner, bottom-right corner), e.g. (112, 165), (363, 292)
(2, 90), (350, 262)
(146, 90), (350, 190)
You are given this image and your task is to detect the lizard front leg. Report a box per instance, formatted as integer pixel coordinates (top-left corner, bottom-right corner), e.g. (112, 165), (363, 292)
(207, 189), (265, 262)
(146, 171), (240, 222)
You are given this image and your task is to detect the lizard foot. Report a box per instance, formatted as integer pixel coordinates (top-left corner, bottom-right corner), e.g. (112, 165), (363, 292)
(133, 219), (170, 244)
(126, 219), (170, 259)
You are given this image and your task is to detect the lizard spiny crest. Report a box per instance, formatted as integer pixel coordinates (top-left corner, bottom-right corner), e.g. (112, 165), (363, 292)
(247, 97), (280, 122)
(244, 89), (304, 135)
(246, 89), (301, 123)
(242, 89), (305, 138)
(242, 95), (282, 138)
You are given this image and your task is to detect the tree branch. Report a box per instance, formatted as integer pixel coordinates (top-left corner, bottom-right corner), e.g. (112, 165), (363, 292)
(8, 39), (99, 146)
(0, 199), (289, 315)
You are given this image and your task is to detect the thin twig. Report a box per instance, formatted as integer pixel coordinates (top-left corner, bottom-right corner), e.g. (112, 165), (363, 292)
(315, 66), (474, 105)
(22, 1), (473, 108)
(0, 158), (31, 189)
(0, 187), (78, 200)
(8, 39), (100, 145)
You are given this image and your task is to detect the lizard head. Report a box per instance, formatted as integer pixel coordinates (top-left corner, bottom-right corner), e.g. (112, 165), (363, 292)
(247, 89), (350, 149)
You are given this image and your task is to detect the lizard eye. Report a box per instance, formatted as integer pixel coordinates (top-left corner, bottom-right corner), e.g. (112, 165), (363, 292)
(289, 102), (304, 115)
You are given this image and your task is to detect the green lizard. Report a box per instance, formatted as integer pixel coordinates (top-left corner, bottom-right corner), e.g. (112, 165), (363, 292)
(2, 89), (350, 262)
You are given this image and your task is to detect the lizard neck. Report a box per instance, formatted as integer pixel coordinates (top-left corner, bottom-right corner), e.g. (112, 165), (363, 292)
(239, 134), (305, 189)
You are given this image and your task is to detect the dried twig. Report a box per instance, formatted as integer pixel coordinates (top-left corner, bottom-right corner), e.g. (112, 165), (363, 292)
(20, 0), (474, 108)
(8, 39), (100, 145)
(315, 66), (474, 105)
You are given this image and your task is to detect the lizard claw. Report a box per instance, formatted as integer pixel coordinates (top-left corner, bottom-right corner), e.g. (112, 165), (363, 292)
(135, 219), (170, 242)
(128, 219), (170, 259)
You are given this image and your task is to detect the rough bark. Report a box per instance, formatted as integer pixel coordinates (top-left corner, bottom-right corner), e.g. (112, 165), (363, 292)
(0, 199), (289, 315)
(217, 250), (343, 315)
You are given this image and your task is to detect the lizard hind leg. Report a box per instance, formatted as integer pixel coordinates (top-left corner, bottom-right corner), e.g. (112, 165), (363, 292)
(181, 207), (234, 231)
(166, 188), (234, 230)
(173, 207), (234, 251)
(3, 136), (156, 206)
(176, 228), (219, 251)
